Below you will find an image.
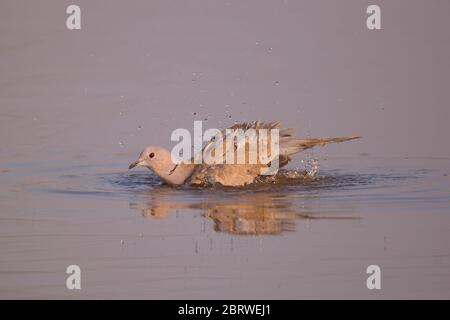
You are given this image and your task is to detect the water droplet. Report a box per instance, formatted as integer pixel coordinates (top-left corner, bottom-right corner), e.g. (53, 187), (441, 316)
(193, 112), (197, 116)
(306, 159), (319, 177)
(120, 240), (125, 245)
(268, 47), (273, 52)
(274, 81), (280, 86)
(119, 141), (124, 147)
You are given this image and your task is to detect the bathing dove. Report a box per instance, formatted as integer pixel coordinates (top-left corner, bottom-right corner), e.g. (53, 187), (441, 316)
(128, 121), (360, 187)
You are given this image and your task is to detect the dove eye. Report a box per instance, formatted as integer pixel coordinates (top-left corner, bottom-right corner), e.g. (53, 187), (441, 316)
(149, 152), (155, 158)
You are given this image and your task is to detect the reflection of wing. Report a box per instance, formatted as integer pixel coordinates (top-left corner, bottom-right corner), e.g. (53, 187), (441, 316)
(203, 202), (300, 235)
(132, 186), (359, 235)
(133, 188), (305, 235)
(130, 201), (173, 218)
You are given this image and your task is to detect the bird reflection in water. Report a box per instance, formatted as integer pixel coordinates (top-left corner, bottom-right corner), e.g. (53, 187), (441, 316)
(129, 186), (356, 235)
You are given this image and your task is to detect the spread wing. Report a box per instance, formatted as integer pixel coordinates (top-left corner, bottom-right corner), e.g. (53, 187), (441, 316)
(186, 121), (360, 186)
(201, 121), (287, 167)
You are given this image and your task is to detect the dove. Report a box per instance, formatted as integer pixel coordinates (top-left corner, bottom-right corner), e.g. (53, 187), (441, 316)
(128, 121), (360, 187)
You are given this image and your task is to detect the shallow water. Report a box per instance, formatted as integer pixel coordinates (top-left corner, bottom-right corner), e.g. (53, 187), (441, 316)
(1, 156), (449, 299)
(2, 0), (450, 299)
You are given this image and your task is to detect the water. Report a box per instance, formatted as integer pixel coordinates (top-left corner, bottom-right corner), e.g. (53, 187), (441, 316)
(1, 156), (449, 299)
(2, 0), (450, 300)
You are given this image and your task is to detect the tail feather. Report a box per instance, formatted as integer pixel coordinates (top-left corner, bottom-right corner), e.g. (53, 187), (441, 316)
(298, 136), (361, 149)
(281, 136), (361, 156)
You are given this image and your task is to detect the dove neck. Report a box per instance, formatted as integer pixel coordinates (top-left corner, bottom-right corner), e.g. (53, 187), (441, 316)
(157, 162), (195, 185)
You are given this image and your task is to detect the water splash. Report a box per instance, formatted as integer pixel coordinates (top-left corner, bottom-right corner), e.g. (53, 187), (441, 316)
(306, 158), (319, 177)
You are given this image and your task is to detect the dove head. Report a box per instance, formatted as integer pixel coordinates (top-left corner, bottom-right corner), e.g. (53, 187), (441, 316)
(128, 146), (194, 185)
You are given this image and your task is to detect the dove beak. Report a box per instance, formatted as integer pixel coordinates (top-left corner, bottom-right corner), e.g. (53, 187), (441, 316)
(128, 160), (142, 170)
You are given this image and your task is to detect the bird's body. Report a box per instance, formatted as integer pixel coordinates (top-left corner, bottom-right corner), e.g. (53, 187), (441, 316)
(129, 121), (360, 187)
